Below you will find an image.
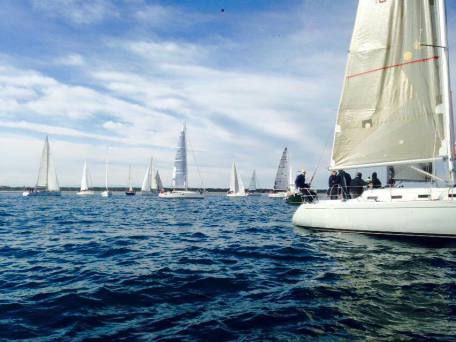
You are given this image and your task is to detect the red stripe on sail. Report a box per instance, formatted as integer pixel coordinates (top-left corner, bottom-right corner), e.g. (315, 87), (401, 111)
(347, 55), (439, 79)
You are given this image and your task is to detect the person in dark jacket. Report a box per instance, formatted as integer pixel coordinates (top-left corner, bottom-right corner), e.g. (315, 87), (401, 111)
(350, 172), (367, 198)
(327, 170), (339, 199)
(294, 170), (307, 190)
(371, 172), (382, 188)
(338, 169), (352, 200)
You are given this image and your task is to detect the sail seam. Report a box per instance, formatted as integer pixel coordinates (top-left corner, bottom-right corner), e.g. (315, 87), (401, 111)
(347, 55), (439, 79)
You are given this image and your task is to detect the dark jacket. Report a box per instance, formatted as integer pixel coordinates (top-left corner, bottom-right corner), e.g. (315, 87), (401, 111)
(350, 176), (367, 198)
(295, 174), (306, 189)
(372, 176), (382, 189)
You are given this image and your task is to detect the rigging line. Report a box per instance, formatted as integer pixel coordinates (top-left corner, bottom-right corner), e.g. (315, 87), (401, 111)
(309, 129), (333, 186)
(187, 137), (205, 191)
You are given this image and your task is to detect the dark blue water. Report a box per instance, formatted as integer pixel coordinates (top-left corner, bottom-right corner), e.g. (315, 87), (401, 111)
(1, 193), (456, 341)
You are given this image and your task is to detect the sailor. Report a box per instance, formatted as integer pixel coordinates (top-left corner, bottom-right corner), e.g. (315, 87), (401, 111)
(371, 172), (382, 188)
(294, 169), (307, 191)
(327, 170), (339, 200)
(338, 169), (352, 200)
(350, 172), (367, 198)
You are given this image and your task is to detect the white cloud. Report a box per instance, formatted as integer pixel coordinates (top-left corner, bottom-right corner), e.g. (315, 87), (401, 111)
(55, 53), (85, 66)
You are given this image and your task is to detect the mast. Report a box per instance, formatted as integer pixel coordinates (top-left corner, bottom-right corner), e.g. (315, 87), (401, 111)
(45, 136), (49, 190)
(438, 0), (455, 183)
(105, 159), (109, 190)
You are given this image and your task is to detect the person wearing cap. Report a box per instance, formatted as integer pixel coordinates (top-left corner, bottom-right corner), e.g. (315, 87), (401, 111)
(350, 172), (367, 198)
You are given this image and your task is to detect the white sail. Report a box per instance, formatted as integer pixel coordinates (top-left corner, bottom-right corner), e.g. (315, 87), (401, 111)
(128, 165), (133, 191)
(141, 158), (153, 192)
(172, 123), (188, 190)
(331, 0), (451, 170)
(155, 170), (164, 191)
(229, 161), (245, 193)
(80, 161), (90, 191)
(273, 147), (289, 191)
(248, 170), (257, 191)
(35, 136), (60, 191)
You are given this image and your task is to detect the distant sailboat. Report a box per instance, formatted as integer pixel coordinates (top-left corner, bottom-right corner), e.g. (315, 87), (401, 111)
(141, 157), (155, 195)
(154, 170), (164, 192)
(77, 161), (94, 195)
(248, 170), (260, 195)
(268, 147), (292, 198)
(23, 136), (61, 197)
(159, 123), (204, 199)
(227, 161), (248, 197)
(125, 165), (136, 196)
(100, 157), (112, 197)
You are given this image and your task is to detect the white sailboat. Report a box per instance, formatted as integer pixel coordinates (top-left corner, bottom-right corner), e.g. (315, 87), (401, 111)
(268, 147), (291, 198)
(293, 0), (456, 238)
(140, 157), (155, 195)
(227, 161), (248, 197)
(125, 165), (136, 196)
(154, 170), (164, 192)
(23, 136), (61, 197)
(159, 123), (204, 199)
(248, 170), (261, 195)
(100, 157), (112, 197)
(77, 161), (94, 195)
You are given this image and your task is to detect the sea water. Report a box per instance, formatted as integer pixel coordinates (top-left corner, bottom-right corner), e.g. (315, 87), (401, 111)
(0, 193), (455, 340)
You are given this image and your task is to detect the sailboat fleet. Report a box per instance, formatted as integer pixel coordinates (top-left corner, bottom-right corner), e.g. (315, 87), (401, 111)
(17, 1), (456, 238)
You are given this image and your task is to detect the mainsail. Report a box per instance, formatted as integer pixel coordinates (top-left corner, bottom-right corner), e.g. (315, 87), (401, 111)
(80, 161), (90, 191)
(230, 161), (245, 193)
(273, 147), (289, 191)
(155, 170), (163, 191)
(172, 124), (188, 189)
(249, 170), (257, 191)
(36, 136), (60, 191)
(141, 158), (153, 192)
(331, 0), (454, 171)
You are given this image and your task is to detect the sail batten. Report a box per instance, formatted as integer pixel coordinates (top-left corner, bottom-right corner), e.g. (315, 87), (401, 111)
(331, 0), (449, 170)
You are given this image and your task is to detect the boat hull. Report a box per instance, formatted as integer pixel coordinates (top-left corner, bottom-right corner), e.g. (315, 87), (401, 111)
(22, 191), (61, 197)
(268, 192), (287, 198)
(100, 190), (112, 197)
(77, 190), (95, 196)
(159, 190), (204, 199)
(227, 192), (248, 197)
(293, 196), (456, 238)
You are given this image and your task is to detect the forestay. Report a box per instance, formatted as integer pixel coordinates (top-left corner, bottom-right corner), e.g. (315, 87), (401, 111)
(331, 0), (449, 170)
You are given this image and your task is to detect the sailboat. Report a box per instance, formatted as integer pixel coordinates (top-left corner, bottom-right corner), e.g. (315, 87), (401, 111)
(227, 161), (248, 197)
(23, 136), (61, 197)
(125, 165), (136, 196)
(100, 157), (112, 197)
(155, 170), (164, 193)
(268, 147), (292, 198)
(77, 161), (94, 195)
(248, 170), (260, 195)
(159, 123), (204, 199)
(140, 157), (155, 195)
(293, 0), (456, 238)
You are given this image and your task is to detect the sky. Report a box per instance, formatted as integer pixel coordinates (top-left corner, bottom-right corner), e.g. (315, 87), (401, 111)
(1, 0), (456, 189)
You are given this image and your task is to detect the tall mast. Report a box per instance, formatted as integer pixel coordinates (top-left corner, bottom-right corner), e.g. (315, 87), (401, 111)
(45, 136), (49, 189)
(438, 0), (455, 183)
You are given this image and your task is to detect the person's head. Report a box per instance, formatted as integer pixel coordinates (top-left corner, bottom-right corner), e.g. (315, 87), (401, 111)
(372, 172), (378, 179)
(331, 170), (337, 176)
(301, 169), (306, 175)
(357, 172), (362, 178)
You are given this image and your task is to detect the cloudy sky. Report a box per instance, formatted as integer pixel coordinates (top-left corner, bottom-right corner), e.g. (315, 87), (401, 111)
(1, 0), (456, 188)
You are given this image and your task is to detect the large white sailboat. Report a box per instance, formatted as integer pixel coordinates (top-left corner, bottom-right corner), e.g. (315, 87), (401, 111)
(268, 147), (293, 198)
(77, 161), (94, 196)
(23, 136), (61, 197)
(227, 161), (248, 197)
(293, 0), (456, 238)
(159, 123), (204, 199)
(141, 157), (156, 195)
(100, 157), (112, 197)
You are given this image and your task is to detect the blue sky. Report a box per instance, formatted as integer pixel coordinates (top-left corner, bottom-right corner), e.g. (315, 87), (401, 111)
(1, 0), (456, 188)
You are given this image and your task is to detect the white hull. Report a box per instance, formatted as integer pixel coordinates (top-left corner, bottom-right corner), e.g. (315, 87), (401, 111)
(23, 190), (61, 197)
(159, 190), (204, 199)
(227, 192), (248, 197)
(100, 190), (112, 197)
(77, 190), (95, 196)
(293, 188), (456, 238)
(268, 192), (287, 198)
